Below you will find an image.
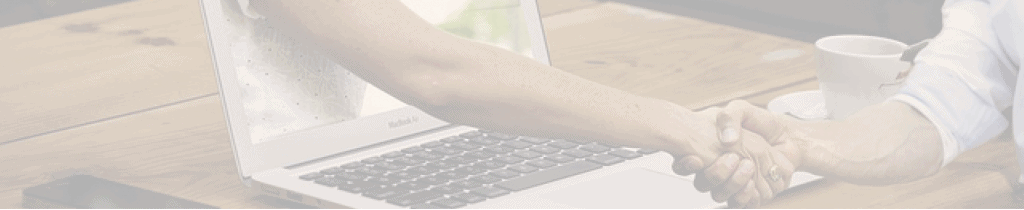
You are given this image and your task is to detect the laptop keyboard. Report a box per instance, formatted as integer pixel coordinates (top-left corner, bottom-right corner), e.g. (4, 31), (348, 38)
(297, 130), (660, 208)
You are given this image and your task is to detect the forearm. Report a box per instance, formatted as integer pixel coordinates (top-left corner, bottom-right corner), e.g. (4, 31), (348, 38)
(251, 0), (718, 159)
(795, 101), (945, 185)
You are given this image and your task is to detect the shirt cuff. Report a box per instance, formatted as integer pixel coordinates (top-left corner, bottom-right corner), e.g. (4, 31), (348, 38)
(887, 95), (961, 167)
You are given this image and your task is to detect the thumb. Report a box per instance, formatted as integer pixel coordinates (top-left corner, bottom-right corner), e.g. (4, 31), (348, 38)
(716, 109), (743, 146)
(722, 100), (788, 145)
(672, 155), (706, 176)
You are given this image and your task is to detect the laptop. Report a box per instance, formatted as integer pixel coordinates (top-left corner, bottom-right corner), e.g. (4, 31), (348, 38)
(199, 0), (822, 208)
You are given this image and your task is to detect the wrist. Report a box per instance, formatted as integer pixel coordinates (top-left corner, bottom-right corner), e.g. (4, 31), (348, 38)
(646, 99), (721, 164)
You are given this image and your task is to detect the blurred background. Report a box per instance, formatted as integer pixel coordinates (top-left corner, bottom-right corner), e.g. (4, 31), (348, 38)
(0, 0), (942, 46)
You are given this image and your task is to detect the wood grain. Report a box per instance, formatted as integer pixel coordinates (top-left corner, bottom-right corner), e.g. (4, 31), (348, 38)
(0, 0), (215, 144)
(539, 2), (817, 110)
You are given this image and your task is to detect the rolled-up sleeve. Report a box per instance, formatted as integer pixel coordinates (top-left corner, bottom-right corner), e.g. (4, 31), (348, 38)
(888, 0), (1017, 167)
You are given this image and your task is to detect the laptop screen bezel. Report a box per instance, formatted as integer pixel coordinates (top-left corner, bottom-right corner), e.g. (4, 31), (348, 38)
(200, 0), (552, 179)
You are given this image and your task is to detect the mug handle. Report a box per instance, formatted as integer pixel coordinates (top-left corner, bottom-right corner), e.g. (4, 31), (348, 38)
(894, 39), (932, 82)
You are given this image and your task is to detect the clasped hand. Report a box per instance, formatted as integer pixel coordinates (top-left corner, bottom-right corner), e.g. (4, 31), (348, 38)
(679, 101), (805, 208)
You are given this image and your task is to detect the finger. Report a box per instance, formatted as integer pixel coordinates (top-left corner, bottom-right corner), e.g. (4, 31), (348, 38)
(754, 172), (775, 203)
(722, 100), (788, 144)
(712, 159), (756, 203)
(694, 153), (741, 192)
(671, 155), (705, 176)
(729, 180), (757, 209)
(765, 149), (796, 194)
(715, 110), (742, 145)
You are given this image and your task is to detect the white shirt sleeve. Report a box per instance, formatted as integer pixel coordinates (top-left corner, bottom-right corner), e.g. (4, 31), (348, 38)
(888, 0), (1017, 167)
(236, 0), (265, 19)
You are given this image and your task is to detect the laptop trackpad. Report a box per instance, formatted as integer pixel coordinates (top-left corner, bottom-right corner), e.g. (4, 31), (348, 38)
(539, 168), (718, 209)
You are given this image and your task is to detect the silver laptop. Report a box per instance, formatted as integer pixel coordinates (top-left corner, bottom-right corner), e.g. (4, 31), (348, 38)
(199, 0), (820, 208)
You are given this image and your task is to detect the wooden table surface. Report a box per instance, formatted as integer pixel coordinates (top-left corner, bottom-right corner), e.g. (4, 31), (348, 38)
(1, 0), (1020, 208)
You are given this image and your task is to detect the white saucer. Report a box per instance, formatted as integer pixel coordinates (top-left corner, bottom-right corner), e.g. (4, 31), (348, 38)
(766, 90), (829, 120)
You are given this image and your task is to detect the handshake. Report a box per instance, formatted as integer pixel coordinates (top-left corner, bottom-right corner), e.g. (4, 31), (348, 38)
(664, 100), (810, 209)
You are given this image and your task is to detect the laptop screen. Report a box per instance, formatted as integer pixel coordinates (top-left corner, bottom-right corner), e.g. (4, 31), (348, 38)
(222, 0), (536, 144)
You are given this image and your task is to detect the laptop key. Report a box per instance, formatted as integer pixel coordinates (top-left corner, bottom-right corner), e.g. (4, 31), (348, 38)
(442, 136), (467, 143)
(547, 141), (579, 149)
(366, 177), (401, 186)
(465, 151), (495, 159)
(320, 167), (346, 175)
(392, 157), (426, 166)
(402, 146), (426, 154)
(429, 147), (461, 156)
(386, 171), (421, 180)
(437, 171), (467, 180)
(416, 176), (449, 186)
(363, 187), (410, 200)
(421, 141), (446, 148)
(443, 156), (477, 165)
(395, 181), (432, 191)
(636, 148), (659, 155)
(412, 152), (444, 161)
(562, 149), (594, 158)
(425, 161), (459, 170)
(526, 160), (557, 169)
(608, 149), (641, 159)
(469, 175), (502, 184)
(474, 160), (506, 170)
(341, 162), (365, 169)
(544, 154), (576, 163)
(411, 203), (444, 209)
(429, 198), (467, 209)
(449, 142), (482, 151)
(486, 133), (518, 140)
(469, 187), (510, 198)
(353, 167), (387, 176)
(508, 164), (538, 173)
(512, 151), (543, 159)
(482, 146), (516, 155)
(387, 191), (445, 206)
(338, 181), (372, 193)
(579, 144), (611, 153)
(314, 177), (344, 187)
(494, 156), (525, 164)
(459, 131), (483, 138)
(451, 180), (482, 189)
(586, 154), (625, 166)
(519, 137), (551, 144)
(429, 185), (465, 195)
(299, 172), (324, 181)
(335, 172), (368, 181)
(362, 157), (386, 164)
(489, 169), (520, 179)
(375, 162), (407, 171)
(407, 166), (438, 175)
(529, 145), (561, 154)
(468, 137), (500, 146)
(500, 141), (532, 149)
(453, 166), (487, 176)
(451, 193), (486, 204)
(495, 161), (602, 191)
(382, 151), (407, 159)
(567, 139), (593, 144)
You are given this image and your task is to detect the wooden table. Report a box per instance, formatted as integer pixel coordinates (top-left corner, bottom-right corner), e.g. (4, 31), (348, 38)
(1, 0), (1020, 208)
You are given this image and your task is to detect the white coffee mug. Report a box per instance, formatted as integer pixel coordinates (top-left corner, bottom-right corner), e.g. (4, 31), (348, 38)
(815, 35), (912, 120)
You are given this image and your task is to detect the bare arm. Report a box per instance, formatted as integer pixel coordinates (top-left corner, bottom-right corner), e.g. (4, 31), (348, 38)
(794, 101), (945, 185)
(247, 0), (724, 162)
